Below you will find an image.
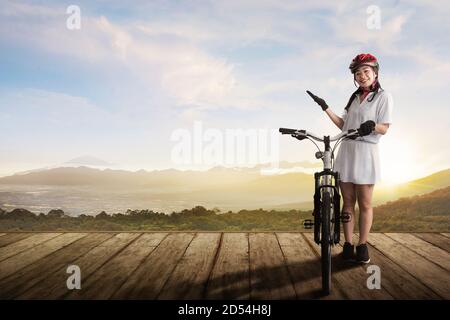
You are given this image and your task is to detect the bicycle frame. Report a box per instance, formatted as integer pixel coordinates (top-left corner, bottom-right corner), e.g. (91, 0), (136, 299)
(279, 128), (355, 245)
(279, 127), (358, 294)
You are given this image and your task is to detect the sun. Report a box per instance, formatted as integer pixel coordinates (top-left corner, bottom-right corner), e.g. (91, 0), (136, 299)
(378, 139), (421, 185)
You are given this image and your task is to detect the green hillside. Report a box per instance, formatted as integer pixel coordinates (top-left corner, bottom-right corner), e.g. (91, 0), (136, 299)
(1, 186), (449, 232)
(371, 185), (450, 231)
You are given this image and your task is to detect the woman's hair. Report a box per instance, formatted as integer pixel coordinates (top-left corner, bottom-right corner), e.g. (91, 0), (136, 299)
(344, 78), (382, 111)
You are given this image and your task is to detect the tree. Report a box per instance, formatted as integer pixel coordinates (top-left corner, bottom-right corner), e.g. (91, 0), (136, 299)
(9, 208), (35, 219)
(47, 209), (65, 218)
(96, 211), (109, 219)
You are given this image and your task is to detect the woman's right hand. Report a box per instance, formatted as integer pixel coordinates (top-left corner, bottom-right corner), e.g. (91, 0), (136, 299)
(306, 90), (329, 111)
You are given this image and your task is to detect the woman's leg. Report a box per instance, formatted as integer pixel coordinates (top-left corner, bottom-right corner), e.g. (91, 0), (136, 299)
(340, 181), (357, 244)
(355, 184), (375, 244)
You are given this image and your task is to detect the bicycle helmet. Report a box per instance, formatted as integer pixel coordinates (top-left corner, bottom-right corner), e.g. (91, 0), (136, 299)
(349, 53), (379, 74)
(345, 53), (382, 110)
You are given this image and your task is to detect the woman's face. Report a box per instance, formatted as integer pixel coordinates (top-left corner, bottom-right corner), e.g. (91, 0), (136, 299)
(354, 66), (377, 88)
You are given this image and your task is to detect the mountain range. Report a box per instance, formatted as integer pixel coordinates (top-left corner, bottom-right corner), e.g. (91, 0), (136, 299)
(0, 164), (449, 215)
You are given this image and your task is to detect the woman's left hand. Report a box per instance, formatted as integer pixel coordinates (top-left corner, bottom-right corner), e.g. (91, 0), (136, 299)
(358, 120), (376, 136)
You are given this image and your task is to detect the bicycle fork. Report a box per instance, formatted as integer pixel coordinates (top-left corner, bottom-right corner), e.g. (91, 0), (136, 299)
(309, 172), (339, 244)
(303, 137), (347, 245)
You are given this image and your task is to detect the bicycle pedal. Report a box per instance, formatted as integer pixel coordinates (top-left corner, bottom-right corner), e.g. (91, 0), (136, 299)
(303, 219), (313, 229)
(341, 212), (352, 223)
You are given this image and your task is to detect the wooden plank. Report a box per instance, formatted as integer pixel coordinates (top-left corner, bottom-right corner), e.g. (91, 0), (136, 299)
(0, 233), (115, 299)
(158, 233), (221, 299)
(441, 233), (450, 239)
(368, 233), (450, 299)
(353, 234), (441, 299)
(303, 233), (393, 300)
(386, 233), (450, 271)
(66, 233), (168, 299)
(0, 233), (87, 281)
(0, 233), (33, 248)
(0, 233), (61, 262)
(413, 233), (450, 252)
(249, 233), (297, 299)
(16, 233), (140, 299)
(0, 233), (6, 237)
(205, 233), (250, 300)
(111, 233), (195, 299)
(276, 233), (346, 299)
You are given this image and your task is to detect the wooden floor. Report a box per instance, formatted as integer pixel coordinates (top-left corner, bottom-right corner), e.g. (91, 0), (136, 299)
(0, 232), (448, 300)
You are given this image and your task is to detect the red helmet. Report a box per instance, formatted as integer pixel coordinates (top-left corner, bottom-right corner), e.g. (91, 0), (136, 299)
(349, 53), (379, 74)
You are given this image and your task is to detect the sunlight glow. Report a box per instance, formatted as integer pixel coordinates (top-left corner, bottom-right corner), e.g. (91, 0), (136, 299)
(379, 139), (423, 185)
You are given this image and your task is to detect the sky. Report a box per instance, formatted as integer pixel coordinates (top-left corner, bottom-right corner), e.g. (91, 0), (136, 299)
(1, 0), (449, 184)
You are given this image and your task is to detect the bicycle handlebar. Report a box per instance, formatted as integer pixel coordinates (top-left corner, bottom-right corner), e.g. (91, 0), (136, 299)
(279, 127), (359, 142)
(279, 128), (299, 135)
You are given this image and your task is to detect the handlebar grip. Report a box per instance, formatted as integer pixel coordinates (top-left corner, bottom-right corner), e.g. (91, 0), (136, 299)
(345, 129), (360, 140)
(279, 128), (298, 135)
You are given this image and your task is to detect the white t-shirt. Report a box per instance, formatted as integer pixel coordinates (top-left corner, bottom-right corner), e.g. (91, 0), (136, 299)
(341, 89), (393, 143)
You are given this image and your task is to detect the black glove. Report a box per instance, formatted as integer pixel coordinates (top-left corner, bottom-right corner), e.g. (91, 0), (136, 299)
(306, 90), (329, 111)
(358, 120), (376, 136)
(346, 132), (358, 140)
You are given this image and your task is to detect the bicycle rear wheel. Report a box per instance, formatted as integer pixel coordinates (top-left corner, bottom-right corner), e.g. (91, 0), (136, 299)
(321, 191), (332, 295)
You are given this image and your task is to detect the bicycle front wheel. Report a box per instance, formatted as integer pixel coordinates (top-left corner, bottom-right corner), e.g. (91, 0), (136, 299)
(321, 191), (332, 295)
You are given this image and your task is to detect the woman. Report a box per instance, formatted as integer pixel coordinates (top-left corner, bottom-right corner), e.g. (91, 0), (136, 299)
(307, 53), (393, 263)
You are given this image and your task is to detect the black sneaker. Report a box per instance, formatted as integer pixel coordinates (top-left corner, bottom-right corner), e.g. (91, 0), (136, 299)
(356, 243), (370, 264)
(342, 242), (355, 261)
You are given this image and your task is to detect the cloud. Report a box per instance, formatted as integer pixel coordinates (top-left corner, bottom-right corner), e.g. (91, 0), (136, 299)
(1, 0), (450, 175)
(0, 88), (115, 128)
(0, 0), (60, 17)
(329, 6), (413, 50)
(0, 2), (237, 109)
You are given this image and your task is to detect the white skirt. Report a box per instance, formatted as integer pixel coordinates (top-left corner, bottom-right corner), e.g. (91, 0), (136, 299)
(333, 140), (381, 185)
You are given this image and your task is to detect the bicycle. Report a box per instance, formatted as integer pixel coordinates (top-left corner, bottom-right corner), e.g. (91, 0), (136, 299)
(279, 126), (360, 295)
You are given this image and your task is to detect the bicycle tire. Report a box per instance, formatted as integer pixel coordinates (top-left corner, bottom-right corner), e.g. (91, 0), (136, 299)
(321, 191), (332, 295)
(333, 191), (341, 244)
